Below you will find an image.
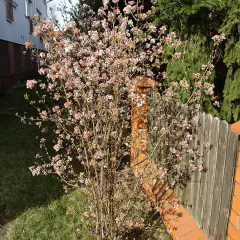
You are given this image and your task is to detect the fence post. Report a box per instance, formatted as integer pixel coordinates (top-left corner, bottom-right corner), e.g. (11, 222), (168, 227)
(227, 121), (240, 240)
(131, 76), (161, 195)
(131, 76), (209, 240)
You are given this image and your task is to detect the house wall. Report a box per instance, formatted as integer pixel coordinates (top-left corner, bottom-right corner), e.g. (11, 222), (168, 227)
(0, 0), (47, 94)
(0, 0), (47, 50)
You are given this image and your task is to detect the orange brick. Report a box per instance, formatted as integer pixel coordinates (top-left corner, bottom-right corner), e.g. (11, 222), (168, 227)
(176, 219), (198, 237)
(180, 229), (204, 240)
(236, 167), (240, 184)
(231, 121), (240, 135)
(235, 182), (240, 199)
(230, 210), (239, 228)
(175, 212), (192, 226)
(232, 196), (240, 214)
(164, 203), (186, 216)
(228, 223), (240, 240)
(171, 230), (180, 240)
(165, 210), (192, 228)
(227, 236), (233, 240)
(238, 155), (240, 167)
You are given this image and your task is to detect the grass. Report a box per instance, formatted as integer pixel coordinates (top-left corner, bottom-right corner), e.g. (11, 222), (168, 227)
(9, 189), (94, 240)
(0, 85), (94, 240)
(0, 85), (171, 240)
(0, 85), (62, 226)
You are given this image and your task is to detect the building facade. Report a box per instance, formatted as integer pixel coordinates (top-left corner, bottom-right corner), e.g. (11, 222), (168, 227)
(0, 0), (47, 94)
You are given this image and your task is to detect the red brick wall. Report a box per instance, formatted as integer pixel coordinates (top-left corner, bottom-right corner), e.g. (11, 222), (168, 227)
(0, 40), (38, 94)
(228, 121), (240, 240)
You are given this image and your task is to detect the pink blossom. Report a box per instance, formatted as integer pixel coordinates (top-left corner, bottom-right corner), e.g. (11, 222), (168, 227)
(195, 81), (202, 87)
(74, 113), (82, 120)
(151, 0), (157, 4)
(84, 212), (89, 218)
(128, 1), (135, 5)
(90, 31), (99, 41)
(35, 153), (42, 158)
(82, 131), (91, 140)
(66, 92), (73, 98)
(52, 106), (60, 113)
(29, 165), (42, 176)
(54, 93), (60, 100)
(212, 33), (226, 43)
(74, 126), (80, 135)
(25, 40), (33, 49)
(64, 101), (72, 109)
(53, 140), (62, 152)
(206, 87), (214, 95)
(213, 101), (220, 107)
(40, 110), (48, 120)
(162, 72), (168, 80)
(74, 28), (80, 36)
(170, 147), (177, 154)
(38, 68), (45, 75)
(40, 138), (46, 143)
(103, 0), (110, 6)
(33, 25), (42, 36)
(67, 21), (76, 29)
(48, 83), (55, 90)
(26, 80), (37, 89)
(160, 25), (167, 33)
(192, 73), (201, 79)
(173, 52), (181, 59)
(123, 5), (133, 15)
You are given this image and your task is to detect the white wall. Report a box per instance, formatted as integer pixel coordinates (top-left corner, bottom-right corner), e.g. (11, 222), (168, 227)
(0, 0), (47, 50)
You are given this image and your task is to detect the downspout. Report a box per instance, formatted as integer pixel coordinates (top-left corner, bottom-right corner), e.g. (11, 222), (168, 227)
(34, 0), (39, 70)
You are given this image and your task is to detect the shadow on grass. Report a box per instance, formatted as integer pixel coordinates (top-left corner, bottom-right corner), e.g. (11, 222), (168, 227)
(0, 86), (63, 225)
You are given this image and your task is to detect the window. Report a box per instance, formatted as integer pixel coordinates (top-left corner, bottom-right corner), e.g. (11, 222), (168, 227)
(6, 0), (14, 22)
(25, 0), (33, 17)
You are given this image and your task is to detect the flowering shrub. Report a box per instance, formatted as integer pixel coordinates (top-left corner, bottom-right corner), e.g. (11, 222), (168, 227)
(20, 0), (217, 239)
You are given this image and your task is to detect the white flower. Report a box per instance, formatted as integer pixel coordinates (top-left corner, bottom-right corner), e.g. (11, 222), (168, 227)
(106, 95), (113, 100)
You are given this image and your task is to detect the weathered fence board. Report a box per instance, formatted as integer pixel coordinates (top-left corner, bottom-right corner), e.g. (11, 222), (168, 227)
(199, 114), (212, 226)
(202, 117), (220, 234)
(192, 113), (206, 220)
(209, 121), (229, 239)
(148, 93), (239, 239)
(216, 132), (239, 239)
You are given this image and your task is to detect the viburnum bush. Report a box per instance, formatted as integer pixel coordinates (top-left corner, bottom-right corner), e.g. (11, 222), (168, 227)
(19, 0), (219, 239)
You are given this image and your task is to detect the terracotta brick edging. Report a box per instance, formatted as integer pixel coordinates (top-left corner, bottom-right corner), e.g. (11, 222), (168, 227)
(227, 121), (240, 240)
(130, 77), (209, 240)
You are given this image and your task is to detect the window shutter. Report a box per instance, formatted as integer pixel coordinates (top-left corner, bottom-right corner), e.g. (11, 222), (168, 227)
(6, 0), (14, 22)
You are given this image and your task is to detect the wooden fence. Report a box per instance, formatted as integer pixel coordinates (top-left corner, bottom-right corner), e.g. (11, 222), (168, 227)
(148, 91), (240, 240)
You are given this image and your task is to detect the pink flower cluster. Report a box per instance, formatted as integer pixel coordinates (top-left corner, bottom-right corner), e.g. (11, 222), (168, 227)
(26, 80), (37, 89)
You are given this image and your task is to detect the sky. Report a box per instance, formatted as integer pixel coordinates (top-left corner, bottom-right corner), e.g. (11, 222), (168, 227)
(48, 0), (79, 27)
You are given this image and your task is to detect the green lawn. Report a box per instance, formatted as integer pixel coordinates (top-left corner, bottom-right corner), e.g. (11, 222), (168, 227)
(0, 85), (94, 240)
(9, 189), (93, 240)
(0, 86), (62, 221)
(0, 85), (171, 240)
(0, 85), (61, 238)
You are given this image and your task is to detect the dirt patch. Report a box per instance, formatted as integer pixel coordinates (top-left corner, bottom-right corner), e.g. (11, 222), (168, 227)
(0, 223), (11, 240)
